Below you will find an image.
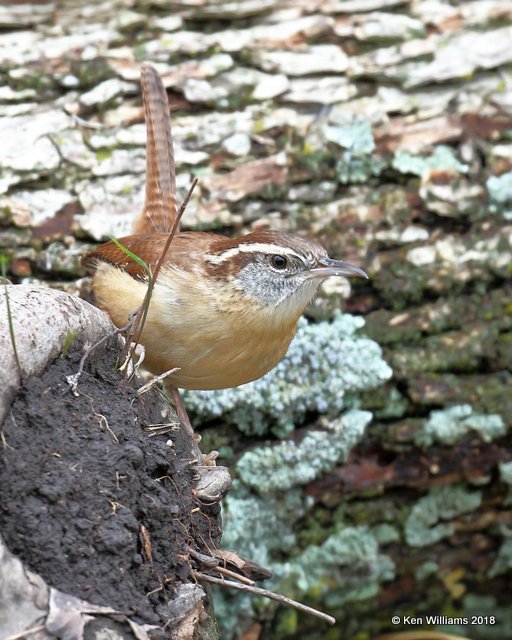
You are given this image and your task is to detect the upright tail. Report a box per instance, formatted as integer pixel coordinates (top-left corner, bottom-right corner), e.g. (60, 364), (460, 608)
(132, 63), (177, 235)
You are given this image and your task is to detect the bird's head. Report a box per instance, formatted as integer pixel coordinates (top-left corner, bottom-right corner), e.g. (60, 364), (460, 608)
(205, 230), (368, 320)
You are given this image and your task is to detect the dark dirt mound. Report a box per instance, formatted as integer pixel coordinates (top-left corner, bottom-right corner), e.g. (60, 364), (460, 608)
(0, 341), (221, 626)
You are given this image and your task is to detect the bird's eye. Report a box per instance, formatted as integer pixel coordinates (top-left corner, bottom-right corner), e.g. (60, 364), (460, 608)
(270, 254), (288, 270)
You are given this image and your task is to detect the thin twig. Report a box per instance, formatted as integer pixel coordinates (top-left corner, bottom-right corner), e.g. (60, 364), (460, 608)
(152, 177), (199, 287)
(137, 367), (180, 395)
(188, 546), (255, 584)
(192, 571), (335, 625)
(1, 266), (21, 373)
(122, 177), (199, 369)
(96, 411), (120, 444)
(81, 391), (120, 443)
(213, 565), (255, 586)
(145, 421), (180, 436)
(5, 625), (46, 640)
(118, 335), (145, 378)
(69, 112), (107, 130)
(65, 322), (131, 394)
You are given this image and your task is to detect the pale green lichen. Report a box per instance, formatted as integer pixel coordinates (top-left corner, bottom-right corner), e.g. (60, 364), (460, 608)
(415, 559), (438, 581)
(487, 171), (512, 219)
(499, 461), (512, 486)
(372, 523), (400, 545)
(415, 404), (506, 447)
(184, 315), (392, 437)
(191, 314), (392, 636)
(499, 461), (512, 506)
(336, 154), (386, 184)
(281, 526), (395, 608)
(218, 409), (388, 636)
(488, 539), (512, 578)
(302, 119), (386, 184)
(222, 413), (372, 559)
(222, 486), (308, 565)
(405, 485), (482, 547)
(323, 120), (375, 155)
(213, 485), (302, 639)
(327, 120), (386, 184)
(373, 387), (410, 419)
(212, 591), (254, 638)
(215, 523), (395, 636)
(457, 594), (512, 640)
(236, 410), (371, 494)
(392, 145), (468, 177)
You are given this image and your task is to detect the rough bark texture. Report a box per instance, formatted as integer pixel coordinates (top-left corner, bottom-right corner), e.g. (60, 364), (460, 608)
(0, 1), (511, 639)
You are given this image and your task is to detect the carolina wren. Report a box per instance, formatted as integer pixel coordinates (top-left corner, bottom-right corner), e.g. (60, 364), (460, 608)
(83, 65), (367, 391)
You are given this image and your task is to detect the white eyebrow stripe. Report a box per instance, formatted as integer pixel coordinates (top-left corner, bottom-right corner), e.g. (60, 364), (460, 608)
(206, 243), (303, 265)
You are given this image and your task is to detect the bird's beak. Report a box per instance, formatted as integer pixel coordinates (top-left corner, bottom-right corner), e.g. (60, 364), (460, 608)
(305, 257), (369, 280)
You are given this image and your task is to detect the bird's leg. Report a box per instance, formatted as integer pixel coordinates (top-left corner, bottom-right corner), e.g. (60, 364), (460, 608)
(169, 385), (201, 443)
(169, 386), (219, 465)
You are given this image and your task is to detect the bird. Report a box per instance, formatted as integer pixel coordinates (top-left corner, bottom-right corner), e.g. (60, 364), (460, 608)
(83, 64), (368, 395)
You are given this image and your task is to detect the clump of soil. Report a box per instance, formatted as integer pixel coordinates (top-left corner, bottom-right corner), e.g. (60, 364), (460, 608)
(0, 341), (221, 625)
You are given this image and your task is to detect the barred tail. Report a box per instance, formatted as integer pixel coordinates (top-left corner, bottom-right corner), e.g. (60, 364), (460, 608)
(132, 63), (177, 234)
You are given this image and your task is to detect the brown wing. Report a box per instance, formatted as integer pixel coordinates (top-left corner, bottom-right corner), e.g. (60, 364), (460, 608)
(83, 232), (222, 279)
(132, 64), (177, 235)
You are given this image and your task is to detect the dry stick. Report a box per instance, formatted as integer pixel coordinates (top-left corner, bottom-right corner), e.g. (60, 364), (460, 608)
(2, 272), (21, 373)
(69, 112), (106, 130)
(149, 177), (199, 288)
(188, 547), (256, 585)
(213, 565), (255, 586)
(66, 322), (132, 393)
(121, 177), (199, 370)
(137, 367), (180, 395)
(5, 625), (46, 640)
(193, 571), (335, 626)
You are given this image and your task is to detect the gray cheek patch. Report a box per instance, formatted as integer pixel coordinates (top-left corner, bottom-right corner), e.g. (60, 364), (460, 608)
(236, 262), (298, 307)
